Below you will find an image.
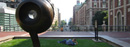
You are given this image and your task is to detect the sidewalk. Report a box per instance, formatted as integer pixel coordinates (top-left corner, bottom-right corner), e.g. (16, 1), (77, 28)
(0, 31), (48, 38)
(0, 32), (28, 38)
(0, 31), (130, 47)
(40, 31), (130, 47)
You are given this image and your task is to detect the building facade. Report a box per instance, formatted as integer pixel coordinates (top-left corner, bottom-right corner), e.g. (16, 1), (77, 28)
(108, 0), (130, 31)
(52, 7), (60, 27)
(49, 4), (61, 31)
(78, 3), (87, 25)
(0, 13), (23, 31)
(0, 2), (23, 31)
(73, 0), (81, 25)
(0, 0), (23, 8)
(73, 0), (108, 25)
(85, 0), (108, 26)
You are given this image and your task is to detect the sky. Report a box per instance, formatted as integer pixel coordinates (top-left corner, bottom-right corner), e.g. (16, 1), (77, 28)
(51, 0), (85, 23)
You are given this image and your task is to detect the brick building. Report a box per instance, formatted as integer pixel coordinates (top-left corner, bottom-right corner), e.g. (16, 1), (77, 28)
(73, 0), (81, 25)
(85, 0), (108, 26)
(108, 0), (130, 31)
(73, 0), (108, 26)
(78, 3), (87, 25)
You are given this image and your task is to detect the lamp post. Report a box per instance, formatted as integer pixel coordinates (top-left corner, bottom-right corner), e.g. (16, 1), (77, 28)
(95, 20), (98, 41)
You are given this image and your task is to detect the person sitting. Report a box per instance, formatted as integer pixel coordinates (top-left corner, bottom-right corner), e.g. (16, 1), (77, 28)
(57, 38), (78, 46)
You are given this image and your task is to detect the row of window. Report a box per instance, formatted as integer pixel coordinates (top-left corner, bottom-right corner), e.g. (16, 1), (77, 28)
(94, 0), (106, 1)
(94, 3), (107, 8)
(111, 0), (130, 9)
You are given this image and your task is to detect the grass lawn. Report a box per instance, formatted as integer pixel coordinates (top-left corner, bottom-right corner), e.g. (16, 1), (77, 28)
(0, 39), (113, 47)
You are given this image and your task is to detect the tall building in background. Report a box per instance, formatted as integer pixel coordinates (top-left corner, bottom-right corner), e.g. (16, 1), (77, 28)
(58, 10), (61, 27)
(48, 4), (61, 31)
(85, 0), (108, 26)
(0, 2), (22, 31)
(0, 0), (23, 8)
(73, 0), (81, 25)
(52, 6), (60, 26)
(68, 18), (73, 26)
(78, 3), (86, 25)
(73, 0), (108, 30)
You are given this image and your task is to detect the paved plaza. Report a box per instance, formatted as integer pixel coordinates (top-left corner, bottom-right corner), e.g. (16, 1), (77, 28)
(0, 31), (130, 47)
(39, 31), (130, 47)
(0, 32), (27, 38)
(39, 31), (130, 44)
(0, 31), (130, 44)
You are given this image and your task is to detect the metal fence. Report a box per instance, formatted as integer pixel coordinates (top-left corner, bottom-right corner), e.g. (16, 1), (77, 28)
(68, 25), (130, 32)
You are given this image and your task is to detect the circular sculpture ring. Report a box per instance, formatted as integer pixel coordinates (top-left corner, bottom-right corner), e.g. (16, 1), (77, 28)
(16, 0), (54, 33)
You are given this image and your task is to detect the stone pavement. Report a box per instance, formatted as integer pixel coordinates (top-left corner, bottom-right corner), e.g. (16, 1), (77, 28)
(0, 31), (48, 38)
(40, 31), (130, 47)
(0, 31), (130, 47)
(99, 32), (130, 44)
(0, 32), (27, 38)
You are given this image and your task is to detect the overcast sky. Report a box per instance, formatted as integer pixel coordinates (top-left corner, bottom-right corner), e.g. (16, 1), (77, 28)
(51, 0), (85, 23)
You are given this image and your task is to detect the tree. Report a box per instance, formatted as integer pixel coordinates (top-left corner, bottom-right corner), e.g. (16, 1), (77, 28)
(68, 21), (71, 25)
(103, 11), (108, 25)
(92, 11), (108, 25)
(54, 21), (58, 27)
(60, 20), (67, 27)
(52, 21), (58, 30)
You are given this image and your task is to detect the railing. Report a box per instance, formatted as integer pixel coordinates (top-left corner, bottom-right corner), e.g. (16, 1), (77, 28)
(61, 25), (130, 32)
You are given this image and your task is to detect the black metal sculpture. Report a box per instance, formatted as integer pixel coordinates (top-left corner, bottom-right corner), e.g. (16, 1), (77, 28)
(16, 0), (54, 47)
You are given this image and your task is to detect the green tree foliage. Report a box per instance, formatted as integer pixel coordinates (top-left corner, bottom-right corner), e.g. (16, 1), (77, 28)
(52, 21), (58, 30)
(60, 20), (67, 27)
(68, 22), (71, 26)
(54, 21), (58, 26)
(92, 11), (108, 25)
(103, 11), (108, 25)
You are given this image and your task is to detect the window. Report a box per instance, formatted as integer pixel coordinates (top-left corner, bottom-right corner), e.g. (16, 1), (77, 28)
(103, 0), (106, 2)
(122, 17), (124, 26)
(115, 18), (116, 26)
(103, 3), (106, 8)
(110, 0), (113, 9)
(118, 0), (121, 6)
(94, 3), (97, 8)
(129, 0), (130, 4)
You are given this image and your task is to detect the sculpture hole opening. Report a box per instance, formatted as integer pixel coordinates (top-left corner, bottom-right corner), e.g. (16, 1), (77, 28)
(28, 10), (37, 20)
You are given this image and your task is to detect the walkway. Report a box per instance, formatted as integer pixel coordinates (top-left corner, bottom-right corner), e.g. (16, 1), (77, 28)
(40, 31), (130, 47)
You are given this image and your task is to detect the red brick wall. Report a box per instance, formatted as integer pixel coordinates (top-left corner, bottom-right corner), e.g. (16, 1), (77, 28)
(121, 0), (124, 6)
(126, 0), (129, 4)
(110, 14), (113, 25)
(115, 0), (118, 7)
(92, 3), (94, 7)
(109, 10), (113, 25)
(115, 8), (124, 16)
(126, 6), (130, 25)
(115, 0), (124, 7)
(109, 0), (130, 26)
(97, 2), (99, 7)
